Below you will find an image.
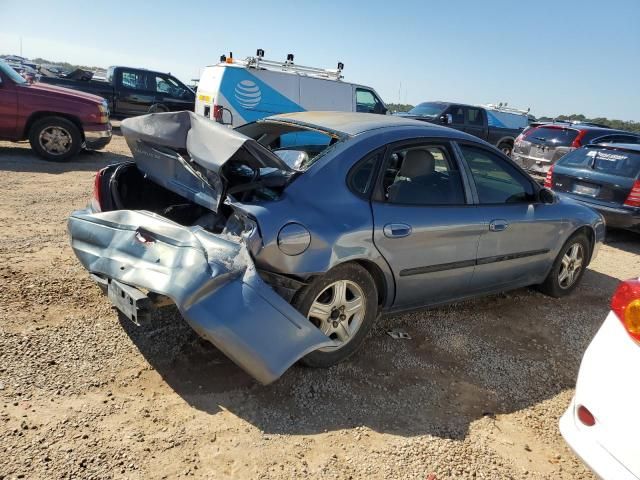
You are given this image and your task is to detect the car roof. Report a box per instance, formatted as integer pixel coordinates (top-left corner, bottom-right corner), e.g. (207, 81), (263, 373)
(533, 122), (636, 134)
(264, 111), (460, 136)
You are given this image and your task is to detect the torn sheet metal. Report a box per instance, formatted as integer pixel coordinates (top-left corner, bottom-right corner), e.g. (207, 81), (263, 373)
(68, 208), (334, 384)
(387, 328), (412, 340)
(120, 111), (290, 212)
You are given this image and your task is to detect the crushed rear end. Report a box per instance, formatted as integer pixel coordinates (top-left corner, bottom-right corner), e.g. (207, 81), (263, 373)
(68, 112), (334, 384)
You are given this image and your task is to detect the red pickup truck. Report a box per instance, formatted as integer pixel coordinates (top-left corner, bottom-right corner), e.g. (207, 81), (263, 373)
(0, 59), (112, 161)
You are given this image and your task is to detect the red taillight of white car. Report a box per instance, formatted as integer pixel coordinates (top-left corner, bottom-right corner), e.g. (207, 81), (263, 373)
(623, 180), (640, 207)
(544, 164), (554, 189)
(91, 168), (105, 212)
(611, 279), (640, 343)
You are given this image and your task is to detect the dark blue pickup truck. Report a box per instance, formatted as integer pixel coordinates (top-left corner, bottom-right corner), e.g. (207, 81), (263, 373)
(39, 66), (195, 118)
(396, 101), (527, 156)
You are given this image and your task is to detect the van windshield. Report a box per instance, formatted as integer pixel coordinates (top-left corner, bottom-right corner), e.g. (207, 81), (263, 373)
(559, 147), (640, 178)
(0, 59), (27, 85)
(236, 121), (343, 171)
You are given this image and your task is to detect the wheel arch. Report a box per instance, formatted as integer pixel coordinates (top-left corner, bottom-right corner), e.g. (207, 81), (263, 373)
(495, 135), (515, 148)
(571, 225), (596, 265)
(23, 112), (84, 141)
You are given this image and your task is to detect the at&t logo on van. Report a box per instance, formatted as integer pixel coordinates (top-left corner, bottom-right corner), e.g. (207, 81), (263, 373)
(234, 80), (262, 109)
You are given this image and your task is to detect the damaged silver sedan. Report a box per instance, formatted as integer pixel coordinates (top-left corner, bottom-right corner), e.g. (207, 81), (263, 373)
(68, 111), (605, 384)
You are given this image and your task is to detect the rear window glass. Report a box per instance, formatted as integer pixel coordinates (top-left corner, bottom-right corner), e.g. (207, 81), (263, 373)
(526, 126), (578, 146)
(559, 147), (640, 178)
(236, 121), (341, 171)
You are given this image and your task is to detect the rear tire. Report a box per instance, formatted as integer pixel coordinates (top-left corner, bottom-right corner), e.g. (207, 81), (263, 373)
(538, 233), (590, 298)
(293, 263), (378, 368)
(28, 116), (82, 161)
(498, 142), (513, 157)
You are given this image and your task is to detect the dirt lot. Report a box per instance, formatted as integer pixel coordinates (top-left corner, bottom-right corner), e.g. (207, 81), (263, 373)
(1, 131), (639, 480)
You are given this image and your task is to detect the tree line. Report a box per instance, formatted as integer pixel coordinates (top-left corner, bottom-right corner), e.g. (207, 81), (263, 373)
(386, 103), (639, 133)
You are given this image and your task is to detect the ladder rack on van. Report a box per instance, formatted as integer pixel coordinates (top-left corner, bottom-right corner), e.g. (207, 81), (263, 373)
(219, 51), (344, 81)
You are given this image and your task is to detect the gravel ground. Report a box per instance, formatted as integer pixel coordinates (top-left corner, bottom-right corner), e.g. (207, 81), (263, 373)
(1, 131), (639, 479)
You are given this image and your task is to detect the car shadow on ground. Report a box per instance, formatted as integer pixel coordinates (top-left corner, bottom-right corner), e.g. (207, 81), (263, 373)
(118, 266), (621, 440)
(0, 145), (130, 173)
(604, 228), (640, 255)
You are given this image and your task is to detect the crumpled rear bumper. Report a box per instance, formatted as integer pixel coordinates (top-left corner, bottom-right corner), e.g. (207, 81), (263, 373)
(68, 209), (334, 384)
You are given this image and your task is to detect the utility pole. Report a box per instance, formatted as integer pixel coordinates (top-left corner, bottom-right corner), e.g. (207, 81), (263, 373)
(20, 37), (23, 57)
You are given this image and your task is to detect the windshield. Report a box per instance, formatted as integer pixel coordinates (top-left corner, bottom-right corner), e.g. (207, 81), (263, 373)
(559, 147), (640, 178)
(407, 102), (447, 118)
(236, 121), (343, 171)
(0, 59), (28, 85)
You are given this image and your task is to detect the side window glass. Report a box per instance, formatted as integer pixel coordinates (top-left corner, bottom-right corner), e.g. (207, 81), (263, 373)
(155, 75), (188, 98)
(466, 108), (483, 126)
(459, 145), (534, 204)
(383, 144), (466, 205)
(349, 151), (382, 196)
(356, 88), (377, 113)
(446, 106), (464, 124)
(121, 70), (148, 91)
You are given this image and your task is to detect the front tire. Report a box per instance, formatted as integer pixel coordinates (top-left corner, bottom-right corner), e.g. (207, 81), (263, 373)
(538, 233), (590, 298)
(28, 116), (82, 161)
(293, 263), (378, 368)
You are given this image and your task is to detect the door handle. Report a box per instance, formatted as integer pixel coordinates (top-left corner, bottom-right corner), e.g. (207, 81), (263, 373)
(383, 223), (412, 238)
(489, 220), (508, 232)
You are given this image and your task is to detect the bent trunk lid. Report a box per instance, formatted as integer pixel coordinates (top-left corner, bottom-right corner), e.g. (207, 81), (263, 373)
(120, 111), (290, 213)
(68, 208), (333, 384)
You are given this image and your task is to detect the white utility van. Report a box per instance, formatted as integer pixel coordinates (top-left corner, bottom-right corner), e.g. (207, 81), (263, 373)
(195, 50), (387, 128)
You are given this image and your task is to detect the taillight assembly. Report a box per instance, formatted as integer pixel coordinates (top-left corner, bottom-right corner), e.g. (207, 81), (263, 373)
(213, 104), (224, 122)
(571, 130), (587, 148)
(544, 164), (554, 189)
(624, 180), (640, 207)
(611, 278), (640, 342)
(577, 405), (596, 427)
(91, 168), (106, 212)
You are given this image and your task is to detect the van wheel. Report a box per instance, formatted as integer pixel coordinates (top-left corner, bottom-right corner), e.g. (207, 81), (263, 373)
(293, 263), (378, 368)
(538, 233), (590, 298)
(28, 116), (82, 161)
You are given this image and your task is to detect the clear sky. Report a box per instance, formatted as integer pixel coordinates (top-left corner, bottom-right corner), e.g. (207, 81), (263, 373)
(2, 0), (639, 120)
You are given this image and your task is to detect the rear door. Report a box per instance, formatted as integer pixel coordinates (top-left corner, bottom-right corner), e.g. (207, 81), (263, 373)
(442, 104), (466, 133)
(115, 68), (155, 115)
(371, 139), (485, 309)
(457, 143), (565, 291)
(463, 106), (487, 140)
(552, 146), (640, 207)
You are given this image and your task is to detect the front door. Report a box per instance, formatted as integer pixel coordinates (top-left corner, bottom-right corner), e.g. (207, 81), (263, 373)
(371, 140), (485, 309)
(456, 143), (566, 291)
(0, 72), (18, 137)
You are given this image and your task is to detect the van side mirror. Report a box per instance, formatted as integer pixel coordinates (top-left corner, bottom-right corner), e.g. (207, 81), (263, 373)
(538, 187), (555, 204)
(440, 113), (453, 124)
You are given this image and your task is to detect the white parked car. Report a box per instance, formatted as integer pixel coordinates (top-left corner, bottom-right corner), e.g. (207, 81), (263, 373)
(560, 278), (640, 479)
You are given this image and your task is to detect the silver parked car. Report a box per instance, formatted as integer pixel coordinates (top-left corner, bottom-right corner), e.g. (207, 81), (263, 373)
(68, 111), (605, 384)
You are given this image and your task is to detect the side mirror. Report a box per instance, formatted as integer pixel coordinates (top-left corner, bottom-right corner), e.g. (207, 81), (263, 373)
(440, 113), (453, 124)
(538, 187), (555, 204)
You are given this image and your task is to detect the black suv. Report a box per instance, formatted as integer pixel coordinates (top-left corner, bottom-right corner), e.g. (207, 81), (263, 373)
(512, 122), (640, 177)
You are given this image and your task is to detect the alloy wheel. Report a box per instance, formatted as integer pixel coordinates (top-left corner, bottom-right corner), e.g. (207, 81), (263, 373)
(307, 280), (366, 351)
(558, 243), (584, 289)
